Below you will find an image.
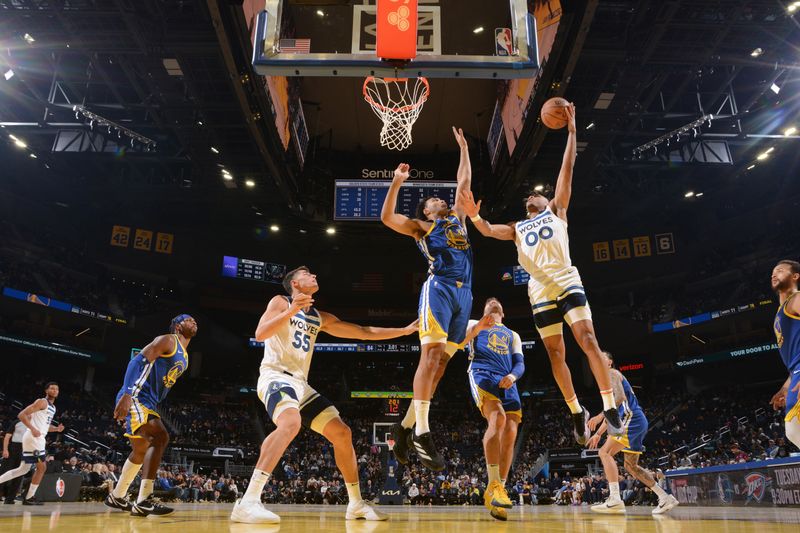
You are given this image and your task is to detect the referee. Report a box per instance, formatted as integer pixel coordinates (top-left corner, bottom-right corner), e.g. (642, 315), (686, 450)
(0, 420), (25, 504)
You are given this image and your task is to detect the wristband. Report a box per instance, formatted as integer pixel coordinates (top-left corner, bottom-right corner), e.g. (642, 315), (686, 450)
(470, 214), (483, 223)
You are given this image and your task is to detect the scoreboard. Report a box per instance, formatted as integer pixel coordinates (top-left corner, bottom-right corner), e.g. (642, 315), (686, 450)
(334, 180), (457, 221)
(222, 256), (286, 284)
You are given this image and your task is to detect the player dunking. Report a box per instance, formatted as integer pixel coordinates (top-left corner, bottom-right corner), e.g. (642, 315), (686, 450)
(587, 352), (679, 515)
(0, 382), (64, 505)
(769, 260), (800, 449)
(380, 127), (474, 471)
(105, 314), (197, 517)
(460, 104), (623, 443)
(231, 266), (417, 524)
(463, 298), (524, 521)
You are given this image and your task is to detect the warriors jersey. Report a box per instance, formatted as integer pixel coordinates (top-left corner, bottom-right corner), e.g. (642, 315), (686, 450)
(466, 321), (523, 376)
(417, 211), (473, 287)
(29, 399), (56, 435)
(260, 296), (322, 380)
(515, 209), (573, 288)
(117, 334), (188, 409)
(775, 293), (800, 372)
(618, 373), (642, 417)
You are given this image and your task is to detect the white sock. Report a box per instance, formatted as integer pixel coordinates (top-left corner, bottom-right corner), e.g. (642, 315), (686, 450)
(112, 460), (143, 499)
(652, 483), (667, 500)
(0, 463), (31, 484)
(401, 404), (416, 429)
(565, 395), (582, 415)
(26, 484), (39, 500)
(601, 389), (616, 411)
(609, 481), (620, 500)
(487, 464), (500, 484)
(243, 469), (271, 503)
(414, 400), (431, 436)
(500, 478), (506, 486)
(345, 482), (362, 503)
(137, 479), (154, 503)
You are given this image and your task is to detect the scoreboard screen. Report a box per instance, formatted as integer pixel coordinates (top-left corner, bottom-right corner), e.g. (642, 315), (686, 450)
(334, 180), (457, 221)
(222, 256), (286, 284)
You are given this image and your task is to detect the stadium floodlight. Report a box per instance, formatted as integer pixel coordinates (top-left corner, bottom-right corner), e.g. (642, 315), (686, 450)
(4, 69), (13, 81)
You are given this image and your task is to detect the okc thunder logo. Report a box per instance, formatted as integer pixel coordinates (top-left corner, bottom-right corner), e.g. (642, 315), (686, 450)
(444, 221), (469, 250)
(56, 477), (65, 498)
(162, 361), (185, 389)
(744, 473), (770, 503)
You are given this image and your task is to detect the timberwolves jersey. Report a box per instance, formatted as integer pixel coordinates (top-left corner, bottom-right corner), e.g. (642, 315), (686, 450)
(467, 321), (523, 376)
(30, 399), (56, 435)
(119, 334), (188, 408)
(618, 373), (642, 417)
(515, 209), (573, 288)
(417, 211), (473, 286)
(261, 296), (322, 380)
(775, 293), (800, 372)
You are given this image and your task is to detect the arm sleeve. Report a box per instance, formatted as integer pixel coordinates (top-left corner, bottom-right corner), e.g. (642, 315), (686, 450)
(121, 356), (145, 395)
(510, 332), (525, 380)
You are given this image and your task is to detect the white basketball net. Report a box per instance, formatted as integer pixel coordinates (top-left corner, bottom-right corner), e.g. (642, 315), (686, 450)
(363, 77), (430, 151)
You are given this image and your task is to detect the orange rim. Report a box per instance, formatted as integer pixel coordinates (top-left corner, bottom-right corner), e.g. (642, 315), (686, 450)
(363, 76), (430, 114)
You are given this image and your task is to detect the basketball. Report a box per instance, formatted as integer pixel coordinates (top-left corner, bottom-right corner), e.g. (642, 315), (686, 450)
(541, 97), (570, 129)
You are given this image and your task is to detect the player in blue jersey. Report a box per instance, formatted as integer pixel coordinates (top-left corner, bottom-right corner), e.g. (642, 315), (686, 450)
(380, 127), (474, 471)
(105, 314), (197, 517)
(463, 297), (524, 521)
(587, 352), (678, 515)
(769, 260), (800, 449)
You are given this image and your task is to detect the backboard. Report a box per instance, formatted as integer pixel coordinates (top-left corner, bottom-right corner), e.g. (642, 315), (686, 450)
(252, 0), (538, 79)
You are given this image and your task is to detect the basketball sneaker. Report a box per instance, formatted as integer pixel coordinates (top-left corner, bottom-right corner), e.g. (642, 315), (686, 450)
(591, 497), (625, 514)
(130, 497), (174, 517)
(104, 493), (132, 512)
(390, 423), (412, 465)
(22, 498), (42, 506)
(410, 431), (445, 471)
(230, 499), (281, 524)
(604, 407), (624, 437)
(652, 494), (679, 515)
(484, 481), (513, 509)
(489, 505), (508, 521)
(572, 406), (591, 446)
(345, 499), (388, 521)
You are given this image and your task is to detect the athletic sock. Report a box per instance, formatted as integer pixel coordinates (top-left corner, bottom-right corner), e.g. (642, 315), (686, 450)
(609, 481), (620, 501)
(414, 400), (431, 436)
(112, 459), (143, 499)
(242, 469), (271, 504)
(487, 464), (500, 484)
(652, 483), (668, 500)
(345, 482), (362, 503)
(26, 484), (39, 500)
(137, 479), (154, 503)
(500, 478), (506, 486)
(401, 404), (416, 430)
(565, 395), (582, 415)
(600, 389), (616, 411)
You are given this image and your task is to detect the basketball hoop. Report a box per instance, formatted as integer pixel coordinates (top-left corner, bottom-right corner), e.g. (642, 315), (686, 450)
(363, 76), (430, 151)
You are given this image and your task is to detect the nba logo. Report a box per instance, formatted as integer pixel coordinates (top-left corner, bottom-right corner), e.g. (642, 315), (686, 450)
(55, 477), (65, 498)
(495, 28), (513, 57)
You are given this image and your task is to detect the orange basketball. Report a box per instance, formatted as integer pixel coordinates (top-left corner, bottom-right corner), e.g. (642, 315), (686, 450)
(541, 97), (570, 129)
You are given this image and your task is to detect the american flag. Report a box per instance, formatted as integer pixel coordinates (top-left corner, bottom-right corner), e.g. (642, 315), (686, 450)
(280, 38), (311, 54)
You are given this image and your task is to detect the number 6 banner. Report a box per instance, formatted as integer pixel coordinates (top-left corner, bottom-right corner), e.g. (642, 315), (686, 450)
(377, 0), (418, 60)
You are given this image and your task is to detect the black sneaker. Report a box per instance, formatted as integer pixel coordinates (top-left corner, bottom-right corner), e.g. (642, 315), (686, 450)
(604, 407), (624, 436)
(390, 423), (412, 464)
(104, 493), (132, 512)
(572, 406), (590, 446)
(410, 431), (445, 471)
(22, 498), (43, 506)
(130, 497), (174, 517)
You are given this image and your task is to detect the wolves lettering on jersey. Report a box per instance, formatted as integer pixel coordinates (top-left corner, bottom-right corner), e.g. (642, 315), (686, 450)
(515, 209), (573, 287)
(417, 211), (473, 286)
(260, 297), (322, 380)
(116, 334), (189, 408)
(467, 321), (522, 376)
(775, 294), (800, 372)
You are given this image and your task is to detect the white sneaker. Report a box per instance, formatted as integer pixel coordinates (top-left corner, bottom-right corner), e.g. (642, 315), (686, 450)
(230, 499), (281, 524)
(591, 498), (626, 514)
(346, 500), (389, 521)
(652, 494), (679, 515)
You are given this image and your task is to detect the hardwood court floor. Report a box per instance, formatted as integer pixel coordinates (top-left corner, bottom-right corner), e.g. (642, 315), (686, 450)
(2, 502), (800, 532)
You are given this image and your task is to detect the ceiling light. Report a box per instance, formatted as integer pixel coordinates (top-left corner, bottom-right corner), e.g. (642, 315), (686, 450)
(29, 153), (37, 159)
(770, 83), (780, 95)
(695, 192), (704, 197)
(534, 184), (544, 192)
(684, 191), (695, 198)
(4, 69), (14, 81)
(23, 33), (35, 44)
(245, 179), (255, 188)
(750, 47), (763, 57)
(197, 121), (203, 126)
(210, 146), (219, 154)
(747, 164), (756, 170)
(790, 2), (799, 12)
(316, 9), (324, 16)
(473, 27), (484, 34)
(785, 127), (797, 136)
(13, 138), (27, 149)
(757, 152), (769, 160)
(766, 147), (775, 154)
(269, 225), (279, 232)
(299, 229), (308, 234)
(222, 174), (233, 181)
(585, 122), (595, 130)
(326, 227), (336, 235)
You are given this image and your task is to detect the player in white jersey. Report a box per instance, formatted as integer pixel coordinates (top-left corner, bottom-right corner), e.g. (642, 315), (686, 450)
(0, 382), (63, 505)
(459, 104), (623, 444)
(231, 265), (418, 524)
